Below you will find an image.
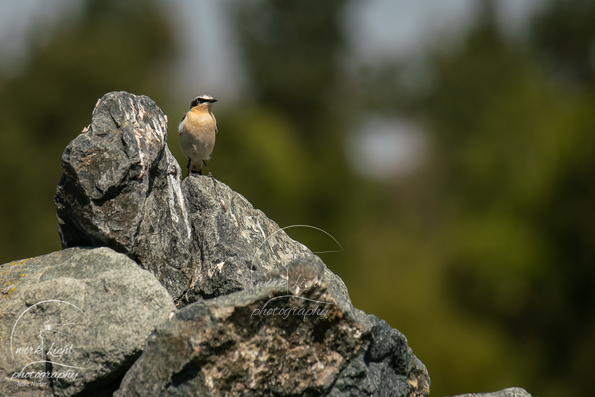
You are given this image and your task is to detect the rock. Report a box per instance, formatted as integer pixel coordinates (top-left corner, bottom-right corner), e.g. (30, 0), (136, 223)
(115, 259), (431, 397)
(0, 247), (175, 397)
(54, 91), (427, 396)
(55, 91), (350, 307)
(445, 388), (533, 397)
(178, 175), (352, 307)
(55, 91), (191, 301)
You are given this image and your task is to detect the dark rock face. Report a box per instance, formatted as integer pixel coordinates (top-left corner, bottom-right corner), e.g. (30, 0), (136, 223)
(115, 260), (430, 397)
(447, 388), (533, 397)
(0, 247), (175, 397)
(178, 176), (351, 307)
(55, 92), (191, 300)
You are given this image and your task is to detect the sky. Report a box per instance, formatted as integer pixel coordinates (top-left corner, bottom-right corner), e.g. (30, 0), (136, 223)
(0, 0), (545, 179)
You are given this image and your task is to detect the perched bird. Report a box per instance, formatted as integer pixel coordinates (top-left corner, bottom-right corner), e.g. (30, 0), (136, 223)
(179, 95), (218, 177)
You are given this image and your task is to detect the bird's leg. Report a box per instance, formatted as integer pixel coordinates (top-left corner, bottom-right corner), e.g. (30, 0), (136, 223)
(202, 160), (214, 178)
(202, 160), (218, 189)
(187, 159), (192, 178)
(201, 160), (223, 210)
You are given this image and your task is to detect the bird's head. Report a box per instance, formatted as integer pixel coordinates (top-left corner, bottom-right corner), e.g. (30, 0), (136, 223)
(190, 95), (218, 109)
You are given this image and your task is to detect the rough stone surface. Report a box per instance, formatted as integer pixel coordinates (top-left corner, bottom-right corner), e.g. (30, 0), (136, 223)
(0, 247), (175, 397)
(55, 91), (190, 300)
(446, 387), (533, 397)
(178, 175), (351, 307)
(55, 91), (350, 307)
(115, 259), (431, 397)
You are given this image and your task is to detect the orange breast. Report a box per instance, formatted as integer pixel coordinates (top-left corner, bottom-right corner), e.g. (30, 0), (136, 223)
(187, 107), (216, 132)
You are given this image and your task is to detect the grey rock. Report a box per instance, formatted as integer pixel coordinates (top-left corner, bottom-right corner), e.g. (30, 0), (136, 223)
(178, 175), (352, 307)
(55, 91), (191, 300)
(115, 259), (431, 397)
(55, 91), (350, 307)
(445, 388), (533, 397)
(0, 247), (175, 397)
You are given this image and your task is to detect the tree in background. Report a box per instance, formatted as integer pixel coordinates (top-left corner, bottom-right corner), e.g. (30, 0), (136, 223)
(0, 0), (176, 263)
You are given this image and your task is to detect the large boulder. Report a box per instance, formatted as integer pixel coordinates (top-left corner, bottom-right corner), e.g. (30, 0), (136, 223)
(115, 259), (431, 397)
(0, 247), (175, 397)
(55, 92), (191, 300)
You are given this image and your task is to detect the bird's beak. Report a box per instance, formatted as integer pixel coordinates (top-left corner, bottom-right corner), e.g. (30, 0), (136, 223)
(209, 99), (218, 103)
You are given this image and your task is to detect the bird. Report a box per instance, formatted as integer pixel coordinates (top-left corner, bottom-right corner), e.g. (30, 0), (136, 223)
(179, 94), (218, 178)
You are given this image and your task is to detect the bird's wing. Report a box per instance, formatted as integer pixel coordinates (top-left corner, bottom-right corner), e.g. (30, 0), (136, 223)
(215, 124), (218, 134)
(178, 114), (187, 135)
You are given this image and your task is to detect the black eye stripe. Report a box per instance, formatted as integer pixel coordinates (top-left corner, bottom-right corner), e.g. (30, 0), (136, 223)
(190, 96), (215, 107)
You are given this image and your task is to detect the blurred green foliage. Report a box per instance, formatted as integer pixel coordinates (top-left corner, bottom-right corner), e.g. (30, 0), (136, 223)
(0, 0), (176, 262)
(215, 0), (354, 260)
(0, 0), (594, 396)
